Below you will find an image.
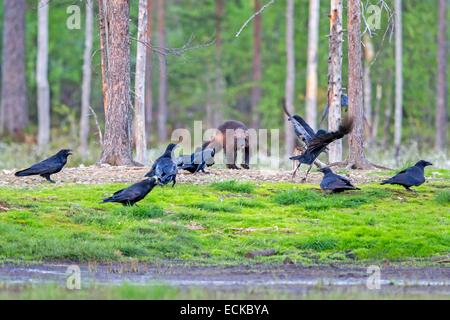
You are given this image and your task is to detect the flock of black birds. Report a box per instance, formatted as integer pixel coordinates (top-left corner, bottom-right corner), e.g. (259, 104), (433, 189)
(13, 108), (433, 206)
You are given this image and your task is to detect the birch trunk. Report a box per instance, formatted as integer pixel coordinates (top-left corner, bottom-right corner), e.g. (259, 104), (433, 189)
(99, 0), (134, 166)
(327, 0), (343, 163)
(284, 0), (295, 157)
(394, 0), (403, 160)
(157, 0), (168, 141)
(37, 0), (51, 149)
(145, 0), (153, 139)
(347, 0), (369, 169)
(305, 0), (320, 131)
(79, 0), (94, 159)
(250, 0), (262, 128)
(0, 0), (28, 140)
(435, 0), (447, 151)
(133, 0), (148, 164)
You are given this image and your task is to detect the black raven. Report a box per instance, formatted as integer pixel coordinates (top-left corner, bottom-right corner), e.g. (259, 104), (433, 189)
(102, 178), (157, 206)
(145, 143), (178, 186)
(15, 149), (72, 183)
(177, 148), (215, 174)
(319, 167), (360, 193)
(282, 99), (316, 144)
(381, 160), (432, 191)
(290, 117), (354, 179)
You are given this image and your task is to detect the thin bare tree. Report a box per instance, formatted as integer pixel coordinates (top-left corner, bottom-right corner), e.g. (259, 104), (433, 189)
(133, 0), (149, 164)
(435, 0), (447, 151)
(347, 0), (370, 169)
(394, 0), (403, 162)
(79, 0), (94, 159)
(327, 0), (343, 163)
(363, 34), (374, 139)
(145, 0), (153, 139)
(0, 0), (28, 140)
(98, 0), (134, 165)
(37, 0), (51, 149)
(251, 0), (262, 128)
(214, 0), (225, 127)
(305, 0), (320, 131)
(284, 0), (295, 157)
(157, 0), (168, 141)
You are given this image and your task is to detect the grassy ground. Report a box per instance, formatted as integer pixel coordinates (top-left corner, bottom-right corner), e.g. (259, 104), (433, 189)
(0, 177), (449, 265)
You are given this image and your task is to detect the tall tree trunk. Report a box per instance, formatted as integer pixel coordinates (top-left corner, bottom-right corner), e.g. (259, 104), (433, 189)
(157, 0), (168, 141)
(382, 76), (393, 149)
(435, 0), (447, 151)
(250, 0), (262, 128)
(79, 0), (94, 159)
(363, 34), (374, 139)
(145, 0), (153, 140)
(37, 0), (51, 149)
(284, 0), (295, 157)
(214, 0), (224, 127)
(394, 0), (403, 161)
(327, 0), (343, 163)
(305, 0), (320, 131)
(347, 0), (369, 169)
(98, 0), (109, 115)
(0, 0), (28, 140)
(99, 0), (134, 165)
(133, 0), (149, 164)
(372, 83), (382, 142)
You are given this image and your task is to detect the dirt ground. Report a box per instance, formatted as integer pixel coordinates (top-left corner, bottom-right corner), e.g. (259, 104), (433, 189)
(0, 165), (427, 187)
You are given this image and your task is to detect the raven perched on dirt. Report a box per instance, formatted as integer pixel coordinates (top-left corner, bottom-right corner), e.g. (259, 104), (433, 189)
(15, 149), (72, 183)
(102, 178), (157, 206)
(145, 143), (178, 186)
(319, 167), (360, 193)
(290, 117), (354, 179)
(177, 148), (215, 174)
(381, 160), (432, 191)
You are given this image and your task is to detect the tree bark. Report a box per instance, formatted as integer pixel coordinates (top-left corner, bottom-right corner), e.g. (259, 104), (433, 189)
(0, 0), (28, 140)
(327, 0), (343, 163)
(347, 0), (369, 169)
(435, 0), (447, 151)
(98, 0), (109, 115)
(157, 0), (168, 141)
(214, 0), (224, 127)
(133, 0), (149, 164)
(79, 0), (94, 159)
(394, 0), (403, 161)
(145, 0), (153, 139)
(99, 0), (134, 166)
(250, 0), (262, 128)
(305, 0), (320, 131)
(37, 0), (51, 149)
(284, 0), (295, 157)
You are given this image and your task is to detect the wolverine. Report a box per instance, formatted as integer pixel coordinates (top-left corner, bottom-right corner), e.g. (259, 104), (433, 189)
(202, 120), (250, 170)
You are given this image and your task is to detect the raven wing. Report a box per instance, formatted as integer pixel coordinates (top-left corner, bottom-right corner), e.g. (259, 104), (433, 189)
(307, 117), (353, 153)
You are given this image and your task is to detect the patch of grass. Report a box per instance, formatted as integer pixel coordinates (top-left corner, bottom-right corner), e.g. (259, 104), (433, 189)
(211, 180), (255, 194)
(0, 177), (449, 265)
(435, 191), (450, 205)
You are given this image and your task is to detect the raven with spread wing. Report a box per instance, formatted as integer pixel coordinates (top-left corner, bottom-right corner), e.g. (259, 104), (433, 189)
(15, 149), (72, 183)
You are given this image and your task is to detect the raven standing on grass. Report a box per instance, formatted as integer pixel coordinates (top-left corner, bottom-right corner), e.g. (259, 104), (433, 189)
(102, 178), (157, 206)
(381, 160), (432, 191)
(145, 143), (178, 186)
(319, 167), (360, 193)
(15, 149), (72, 183)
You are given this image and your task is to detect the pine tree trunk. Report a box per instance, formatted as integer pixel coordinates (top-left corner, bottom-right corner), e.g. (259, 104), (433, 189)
(157, 0), (168, 141)
(99, 0), (134, 166)
(79, 0), (94, 159)
(347, 0), (369, 169)
(98, 0), (109, 115)
(305, 0), (320, 131)
(250, 0), (262, 128)
(133, 0), (148, 164)
(284, 0), (295, 157)
(363, 34), (374, 139)
(214, 0), (224, 127)
(394, 0), (403, 161)
(145, 0), (153, 139)
(435, 0), (447, 151)
(0, 0), (28, 140)
(37, 0), (51, 149)
(327, 0), (343, 163)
